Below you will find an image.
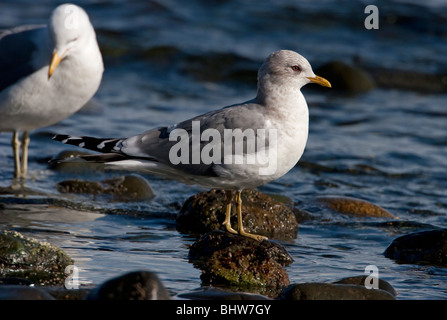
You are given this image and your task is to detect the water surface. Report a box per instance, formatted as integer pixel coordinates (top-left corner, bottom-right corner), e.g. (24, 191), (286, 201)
(1, 0), (446, 299)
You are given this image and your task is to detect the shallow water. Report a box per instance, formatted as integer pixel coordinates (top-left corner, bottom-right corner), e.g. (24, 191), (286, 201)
(1, 0), (447, 299)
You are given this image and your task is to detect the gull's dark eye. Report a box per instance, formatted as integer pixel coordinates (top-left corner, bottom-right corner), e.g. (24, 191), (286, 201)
(291, 65), (301, 72)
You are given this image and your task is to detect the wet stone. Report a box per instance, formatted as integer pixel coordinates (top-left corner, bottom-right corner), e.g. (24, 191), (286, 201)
(279, 282), (395, 300)
(0, 230), (73, 285)
(189, 231), (292, 296)
(384, 228), (447, 266)
(312, 196), (395, 218)
(178, 286), (271, 300)
(86, 270), (171, 300)
(177, 189), (298, 240)
(334, 276), (397, 297)
(57, 174), (155, 202)
(49, 150), (104, 174)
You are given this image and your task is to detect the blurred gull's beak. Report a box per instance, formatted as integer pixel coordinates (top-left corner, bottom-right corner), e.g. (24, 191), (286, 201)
(307, 75), (331, 88)
(48, 50), (62, 79)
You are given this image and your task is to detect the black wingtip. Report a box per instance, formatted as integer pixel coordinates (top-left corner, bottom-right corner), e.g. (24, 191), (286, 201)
(52, 134), (70, 142)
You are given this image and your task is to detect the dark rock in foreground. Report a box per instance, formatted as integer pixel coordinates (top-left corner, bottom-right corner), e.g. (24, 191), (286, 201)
(179, 286), (271, 300)
(189, 231), (292, 297)
(177, 189), (298, 240)
(86, 270), (171, 300)
(0, 230), (73, 285)
(279, 282), (395, 300)
(334, 275), (397, 297)
(384, 228), (447, 266)
(0, 285), (55, 300)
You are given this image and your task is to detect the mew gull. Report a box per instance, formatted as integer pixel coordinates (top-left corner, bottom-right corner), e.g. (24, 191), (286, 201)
(53, 50), (330, 241)
(0, 3), (103, 179)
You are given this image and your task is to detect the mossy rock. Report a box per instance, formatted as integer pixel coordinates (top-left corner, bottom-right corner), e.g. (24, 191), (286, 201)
(0, 230), (73, 285)
(189, 231), (291, 296)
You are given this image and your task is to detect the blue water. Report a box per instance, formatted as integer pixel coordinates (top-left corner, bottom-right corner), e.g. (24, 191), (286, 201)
(1, 0), (447, 299)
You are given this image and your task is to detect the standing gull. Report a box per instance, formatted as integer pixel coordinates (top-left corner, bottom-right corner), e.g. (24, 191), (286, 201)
(0, 3), (103, 179)
(53, 50), (330, 241)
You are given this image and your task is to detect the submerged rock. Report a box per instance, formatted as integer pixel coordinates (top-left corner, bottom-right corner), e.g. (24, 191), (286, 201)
(279, 282), (395, 300)
(368, 67), (447, 94)
(86, 270), (171, 300)
(0, 230), (73, 285)
(189, 231), (292, 296)
(312, 196), (395, 218)
(57, 174), (154, 202)
(315, 61), (375, 94)
(384, 229), (447, 266)
(49, 150), (104, 174)
(177, 189), (298, 240)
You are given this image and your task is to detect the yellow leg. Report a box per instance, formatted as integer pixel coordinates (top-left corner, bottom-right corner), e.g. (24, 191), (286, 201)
(222, 190), (238, 235)
(20, 131), (30, 179)
(12, 131), (21, 179)
(235, 190), (268, 241)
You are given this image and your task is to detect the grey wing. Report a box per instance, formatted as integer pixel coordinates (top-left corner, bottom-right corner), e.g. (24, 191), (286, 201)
(117, 102), (268, 177)
(0, 26), (45, 92)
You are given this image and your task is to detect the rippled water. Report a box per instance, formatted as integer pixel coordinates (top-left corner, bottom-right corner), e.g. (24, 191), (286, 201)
(1, 0), (447, 299)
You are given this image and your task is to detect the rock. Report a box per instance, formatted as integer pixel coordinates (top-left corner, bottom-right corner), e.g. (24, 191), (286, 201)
(49, 150), (104, 174)
(334, 276), (397, 297)
(384, 229), (447, 266)
(313, 196), (395, 218)
(179, 286), (271, 300)
(314, 61), (375, 94)
(0, 285), (55, 300)
(0, 277), (33, 286)
(189, 231), (291, 297)
(57, 174), (154, 202)
(102, 175), (155, 201)
(57, 179), (104, 195)
(177, 189), (298, 240)
(279, 283), (395, 300)
(86, 270), (171, 300)
(368, 67), (447, 94)
(0, 230), (73, 285)
(44, 287), (91, 300)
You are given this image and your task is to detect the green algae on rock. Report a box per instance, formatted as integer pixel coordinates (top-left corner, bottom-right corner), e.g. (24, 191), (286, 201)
(0, 230), (73, 285)
(189, 231), (292, 296)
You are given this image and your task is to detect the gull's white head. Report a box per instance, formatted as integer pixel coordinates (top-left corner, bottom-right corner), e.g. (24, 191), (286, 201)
(47, 3), (96, 79)
(258, 50), (331, 92)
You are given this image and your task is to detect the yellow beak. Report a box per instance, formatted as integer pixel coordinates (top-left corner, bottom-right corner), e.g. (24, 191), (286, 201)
(307, 75), (332, 88)
(48, 50), (62, 79)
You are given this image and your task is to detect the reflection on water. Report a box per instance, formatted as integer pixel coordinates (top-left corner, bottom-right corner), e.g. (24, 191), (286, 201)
(1, 0), (447, 299)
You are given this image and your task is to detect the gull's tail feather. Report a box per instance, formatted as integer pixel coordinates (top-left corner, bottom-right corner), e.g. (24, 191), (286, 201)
(52, 134), (123, 154)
